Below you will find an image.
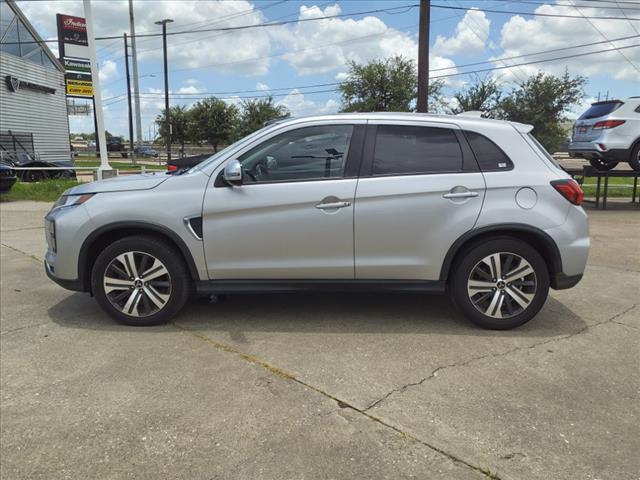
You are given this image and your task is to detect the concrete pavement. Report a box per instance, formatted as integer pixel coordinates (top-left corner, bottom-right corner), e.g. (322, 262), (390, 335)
(1, 200), (638, 480)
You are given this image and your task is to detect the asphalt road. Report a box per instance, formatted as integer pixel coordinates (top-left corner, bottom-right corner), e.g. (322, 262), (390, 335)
(1, 200), (638, 480)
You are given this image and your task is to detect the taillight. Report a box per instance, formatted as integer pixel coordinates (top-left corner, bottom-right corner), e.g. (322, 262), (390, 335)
(551, 179), (584, 206)
(592, 120), (625, 130)
(167, 164), (177, 172)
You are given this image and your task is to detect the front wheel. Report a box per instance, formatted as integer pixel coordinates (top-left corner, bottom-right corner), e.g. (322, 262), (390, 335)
(91, 235), (190, 326)
(451, 238), (550, 330)
(589, 157), (617, 171)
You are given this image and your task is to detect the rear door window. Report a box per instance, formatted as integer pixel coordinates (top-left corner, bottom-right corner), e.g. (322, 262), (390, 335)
(464, 131), (513, 171)
(373, 125), (463, 175)
(579, 102), (624, 119)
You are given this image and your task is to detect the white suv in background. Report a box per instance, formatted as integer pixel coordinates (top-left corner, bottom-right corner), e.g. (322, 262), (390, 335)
(569, 97), (640, 171)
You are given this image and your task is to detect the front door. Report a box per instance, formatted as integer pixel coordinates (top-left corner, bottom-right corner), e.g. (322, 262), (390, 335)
(202, 123), (364, 279)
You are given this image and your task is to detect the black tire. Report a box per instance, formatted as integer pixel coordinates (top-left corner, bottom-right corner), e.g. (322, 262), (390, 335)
(450, 237), (550, 330)
(589, 157), (617, 171)
(629, 143), (640, 172)
(22, 170), (45, 182)
(91, 235), (190, 326)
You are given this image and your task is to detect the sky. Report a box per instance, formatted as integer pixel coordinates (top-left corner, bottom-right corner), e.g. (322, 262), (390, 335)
(15, 0), (640, 138)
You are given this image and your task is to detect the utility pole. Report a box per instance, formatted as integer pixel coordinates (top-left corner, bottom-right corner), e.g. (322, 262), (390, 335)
(417, 0), (430, 113)
(124, 33), (135, 165)
(129, 0), (143, 148)
(83, 0), (110, 176)
(155, 18), (173, 162)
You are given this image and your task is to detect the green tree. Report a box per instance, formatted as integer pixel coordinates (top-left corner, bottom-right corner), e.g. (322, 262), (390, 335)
(450, 75), (502, 116)
(236, 97), (289, 139)
(496, 70), (586, 152)
(338, 56), (445, 113)
(155, 105), (191, 155)
(188, 97), (238, 152)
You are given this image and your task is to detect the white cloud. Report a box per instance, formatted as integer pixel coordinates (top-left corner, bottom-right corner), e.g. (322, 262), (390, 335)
(277, 89), (339, 117)
(17, 0), (272, 75)
(496, 3), (640, 82)
(98, 60), (117, 82)
(255, 82), (270, 91)
(433, 9), (490, 56)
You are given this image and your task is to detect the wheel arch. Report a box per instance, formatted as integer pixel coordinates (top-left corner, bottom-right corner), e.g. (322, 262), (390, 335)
(440, 224), (563, 287)
(78, 221), (200, 293)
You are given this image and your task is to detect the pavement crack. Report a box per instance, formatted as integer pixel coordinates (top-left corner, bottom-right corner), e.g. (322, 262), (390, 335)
(364, 303), (639, 411)
(171, 321), (502, 480)
(0, 322), (50, 336)
(0, 242), (41, 264)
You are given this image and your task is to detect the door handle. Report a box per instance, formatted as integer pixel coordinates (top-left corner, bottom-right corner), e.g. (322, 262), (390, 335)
(315, 201), (351, 210)
(443, 191), (479, 199)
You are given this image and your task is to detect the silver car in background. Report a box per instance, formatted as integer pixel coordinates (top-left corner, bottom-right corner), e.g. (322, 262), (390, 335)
(569, 97), (640, 171)
(45, 113), (589, 330)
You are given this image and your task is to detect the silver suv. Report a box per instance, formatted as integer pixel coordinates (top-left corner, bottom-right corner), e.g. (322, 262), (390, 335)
(569, 97), (640, 171)
(45, 113), (589, 330)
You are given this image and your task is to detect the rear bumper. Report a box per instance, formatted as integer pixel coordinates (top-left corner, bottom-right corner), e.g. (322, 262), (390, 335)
(569, 142), (631, 163)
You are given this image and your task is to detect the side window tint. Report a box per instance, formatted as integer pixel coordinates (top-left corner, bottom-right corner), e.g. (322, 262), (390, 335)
(373, 125), (462, 175)
(464, 131), (513, 171)
(238, 125), (353, 183)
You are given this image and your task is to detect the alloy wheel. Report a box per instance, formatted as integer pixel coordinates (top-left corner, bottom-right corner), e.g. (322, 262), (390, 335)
(103, 251), (172, 317)
(467, 252), (537, 319)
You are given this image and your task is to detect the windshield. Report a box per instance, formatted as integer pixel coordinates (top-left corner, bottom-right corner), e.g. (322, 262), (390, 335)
(191, 125), (274, 173)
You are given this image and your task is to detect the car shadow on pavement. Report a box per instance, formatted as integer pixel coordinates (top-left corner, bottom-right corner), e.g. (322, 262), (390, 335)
(48, 291), (587, 339)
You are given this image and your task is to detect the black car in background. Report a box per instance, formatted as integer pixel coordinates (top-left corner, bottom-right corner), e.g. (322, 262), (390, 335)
(8, 153), (76, 182)
(167, 153), (213, 173)
(5, 152), (76, 182)
(0, 160), (17, 193)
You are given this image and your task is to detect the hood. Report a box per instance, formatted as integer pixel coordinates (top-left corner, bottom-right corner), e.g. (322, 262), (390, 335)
(67, 173), (169, 195)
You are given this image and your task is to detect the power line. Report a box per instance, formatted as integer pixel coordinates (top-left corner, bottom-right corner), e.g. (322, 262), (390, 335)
(567, 0), (640, 73)
(103, 42), (639, 107)
(429, 3), (640, 19)
(93, 4), (422, 41)
(493, 0), (640, 9)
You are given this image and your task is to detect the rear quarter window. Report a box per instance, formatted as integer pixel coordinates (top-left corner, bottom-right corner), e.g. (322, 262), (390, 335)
(463, 131), (513, 171)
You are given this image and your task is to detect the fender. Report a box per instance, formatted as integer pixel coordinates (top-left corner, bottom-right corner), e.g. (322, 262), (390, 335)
(77, 221), (200, 292)
(439, 223), (563, 282)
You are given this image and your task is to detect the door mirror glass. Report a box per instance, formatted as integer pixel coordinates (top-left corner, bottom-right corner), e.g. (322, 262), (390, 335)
(223, 160), (243, 186)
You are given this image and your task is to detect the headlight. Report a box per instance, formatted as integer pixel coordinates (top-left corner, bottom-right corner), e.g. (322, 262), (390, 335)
(52, 193), (95, 210)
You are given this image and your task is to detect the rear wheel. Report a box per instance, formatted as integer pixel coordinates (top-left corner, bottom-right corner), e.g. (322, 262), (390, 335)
(22, 170), (45, 182)
(451, 238), (550, 330)
(629, 144), (640, 172)
(589, 157), (617, 171)
(91, 235), (190, 326)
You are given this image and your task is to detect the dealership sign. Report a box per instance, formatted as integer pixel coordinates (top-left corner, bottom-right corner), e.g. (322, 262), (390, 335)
(57, 13), (93, 99)
(5, 75), (56, 94)
(56, 14), (89, 59)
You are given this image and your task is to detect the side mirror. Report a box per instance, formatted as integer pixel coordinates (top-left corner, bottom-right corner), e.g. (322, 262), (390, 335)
(223, 160), (243, 186)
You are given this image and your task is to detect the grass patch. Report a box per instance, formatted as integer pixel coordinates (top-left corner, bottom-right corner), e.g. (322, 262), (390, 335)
(580, 176), (637, 198)
(1, 179), (80, 203)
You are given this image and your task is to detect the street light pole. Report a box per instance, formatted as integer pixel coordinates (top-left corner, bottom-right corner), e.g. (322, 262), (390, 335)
(124, 33), (135, 165)
(155, 18), (173, 162)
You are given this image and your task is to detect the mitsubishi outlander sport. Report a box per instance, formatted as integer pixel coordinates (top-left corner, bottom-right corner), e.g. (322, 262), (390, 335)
(45, 113), (589, 330)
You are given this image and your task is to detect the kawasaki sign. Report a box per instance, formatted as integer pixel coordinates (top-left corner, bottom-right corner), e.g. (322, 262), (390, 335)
(5, 75), (56, 94)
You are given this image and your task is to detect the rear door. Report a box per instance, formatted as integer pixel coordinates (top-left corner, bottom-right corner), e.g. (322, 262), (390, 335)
(354, 122), (485, 280)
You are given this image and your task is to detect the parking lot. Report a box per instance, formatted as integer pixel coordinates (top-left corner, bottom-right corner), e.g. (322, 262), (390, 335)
(1, 200), (638, 480)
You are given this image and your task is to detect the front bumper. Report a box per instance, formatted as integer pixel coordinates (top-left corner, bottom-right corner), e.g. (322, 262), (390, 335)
(0, 176), (17, 193)
(45, 260), (84, 291)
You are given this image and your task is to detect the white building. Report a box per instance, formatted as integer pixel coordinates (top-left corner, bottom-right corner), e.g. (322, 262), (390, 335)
(0, 0), (71, 163)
